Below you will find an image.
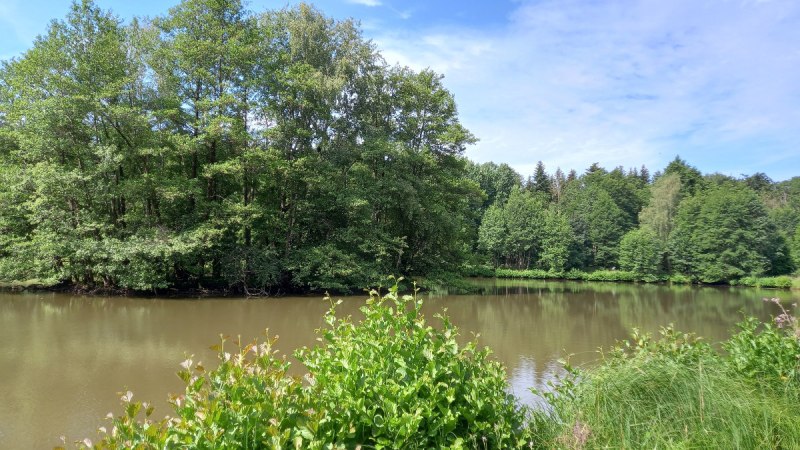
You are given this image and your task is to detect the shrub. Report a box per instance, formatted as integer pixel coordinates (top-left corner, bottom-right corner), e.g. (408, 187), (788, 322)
(86, 280), (532, 449)
(582, 270), (636, 282)
(494, 268), (552, 279)
(668, 273), (693, 285)
(297, 282), (530, 448)
(724, 298), (800, 384)
(733, 276), (794, 289)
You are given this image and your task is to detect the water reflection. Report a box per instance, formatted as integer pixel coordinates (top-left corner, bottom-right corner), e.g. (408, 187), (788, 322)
(0, 281), (793, 448)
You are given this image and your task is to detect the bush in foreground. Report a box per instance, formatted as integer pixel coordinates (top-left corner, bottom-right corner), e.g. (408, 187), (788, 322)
(83, 280), (531, 449)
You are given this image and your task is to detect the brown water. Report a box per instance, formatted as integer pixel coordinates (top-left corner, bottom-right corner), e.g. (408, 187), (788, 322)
(1, 279), (796, 448)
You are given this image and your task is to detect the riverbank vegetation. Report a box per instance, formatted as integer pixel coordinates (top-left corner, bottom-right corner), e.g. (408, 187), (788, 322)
(2, 0), (800, 294)
(79, 287), (800, 449)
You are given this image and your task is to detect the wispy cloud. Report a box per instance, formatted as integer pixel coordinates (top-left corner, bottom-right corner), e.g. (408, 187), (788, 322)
(346, 0), (382, 7)
(373, 0), (800, 179)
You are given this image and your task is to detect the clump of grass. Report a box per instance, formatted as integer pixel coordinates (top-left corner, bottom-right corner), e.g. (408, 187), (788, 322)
(534, 357), (800, 449)
(532, 304), (800, 449)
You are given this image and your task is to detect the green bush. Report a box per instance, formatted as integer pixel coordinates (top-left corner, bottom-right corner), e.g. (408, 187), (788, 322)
(87, 280), (532, 449)
(725, 301), (800, 384)
(462, 264), (496, 278)
(494, 268), (669, 283)
(734, 275), (794, 289)
(668, 273), (693, 284)
(494, 268), (553, 279)
(297, 282), (530, 448)
(582, 270), (636, 282)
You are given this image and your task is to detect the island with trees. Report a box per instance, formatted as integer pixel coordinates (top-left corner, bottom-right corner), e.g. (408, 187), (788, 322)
(1, 1), (798, 295)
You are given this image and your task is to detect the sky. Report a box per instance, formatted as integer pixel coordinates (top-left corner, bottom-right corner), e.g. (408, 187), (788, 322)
(1, 0), (799, 181)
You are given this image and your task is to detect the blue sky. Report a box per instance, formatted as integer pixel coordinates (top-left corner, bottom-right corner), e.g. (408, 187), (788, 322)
(2, 0), (799, 181)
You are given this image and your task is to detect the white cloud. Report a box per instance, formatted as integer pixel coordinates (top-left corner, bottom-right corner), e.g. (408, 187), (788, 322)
(346, 0), (382, 7)
(371, 0), (800, 178)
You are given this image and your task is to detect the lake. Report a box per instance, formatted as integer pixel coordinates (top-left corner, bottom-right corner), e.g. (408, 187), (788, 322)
(1, 279), (795, 448)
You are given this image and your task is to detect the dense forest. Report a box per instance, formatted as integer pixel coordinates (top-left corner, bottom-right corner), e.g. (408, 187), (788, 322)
(0, 0), (798, 293)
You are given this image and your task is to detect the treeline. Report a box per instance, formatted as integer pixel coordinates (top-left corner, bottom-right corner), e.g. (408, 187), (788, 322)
(470, 158), (800, 283)
(1, 1), (798, 293)
(0, 0), (481, 292)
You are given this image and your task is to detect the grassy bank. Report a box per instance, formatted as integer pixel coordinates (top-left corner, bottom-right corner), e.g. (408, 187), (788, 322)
(492, 267), (799, 289)
(532, 305), (800, 448)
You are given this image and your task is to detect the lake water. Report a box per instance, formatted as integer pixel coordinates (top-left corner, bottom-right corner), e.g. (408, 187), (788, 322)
(1, 279), (795, 448)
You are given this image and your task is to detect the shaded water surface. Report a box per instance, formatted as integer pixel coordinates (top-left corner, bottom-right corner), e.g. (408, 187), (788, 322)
(1, 279), (796, 448)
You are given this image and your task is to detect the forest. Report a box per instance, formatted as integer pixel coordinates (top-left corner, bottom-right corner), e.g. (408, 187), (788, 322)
(1, 0), (799, 293)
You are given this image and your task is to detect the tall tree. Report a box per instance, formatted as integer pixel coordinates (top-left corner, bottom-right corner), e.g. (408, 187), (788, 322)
(540, 206), (573, 272)
(668, 182), (786, 282)
(529, 160), (552, 200)
(639, 172), (681, 242)
(618, 226), (662, 276)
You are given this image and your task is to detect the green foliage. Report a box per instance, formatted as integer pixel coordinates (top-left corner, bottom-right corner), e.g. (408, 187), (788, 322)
(664, 156), (705, 196)
(0, 0), (480, 293)
(668, 273), (693, 285)
(297, 282), (530, 448)
(669, 181), (785, 283)
(618, 226), (663, 276)
(582, 270), (638, 282)
(533, 315), (800, 449)
(494, 268), (553, 279)
(494, 268), (649, 283)
(465, 161), (521, 211)
(564, 183), (630, 270)
(87, 281), (532, 449)
(638, 172), (681, 242)
(793, 224), (800, 271)
(477, 188), (546, 270)
(540, 207), (572, 273)
(733, 275), (795, 289)
(725, 303), (800, 384)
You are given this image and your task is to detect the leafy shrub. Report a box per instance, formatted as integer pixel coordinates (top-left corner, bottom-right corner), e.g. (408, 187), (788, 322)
(495, 268), (669, 283)
(734, 275), (794, 289)
(85, 280), (532, 449)
(582, 270), (636, 282)
(563, 269), (585, 280)
(724, 299), (800, 384)
(462, 264), (496, 278)
(297, 282), (530, 448)
(668, 273), (693, 284)
(494, 268), (552, 279)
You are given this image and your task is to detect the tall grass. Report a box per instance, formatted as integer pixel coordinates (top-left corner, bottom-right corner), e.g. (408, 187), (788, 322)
(532, 308), (800, 449)
(533, 357), (800, 448)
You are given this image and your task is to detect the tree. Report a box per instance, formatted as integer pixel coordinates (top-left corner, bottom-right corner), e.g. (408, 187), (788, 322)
(618, 226), (663, 277)
(540, 206), (573, 272)
(664, 156), (704, 196)
(793, 225), (800, 271)
(500, 188), (546, 269)
(668, 182), (785, 282)
(477, 203), (507, 267)
(0, 0), (481, 292)
(466, 161), (522, 211)
(552, 167), (566, 203)
(639, 172), (682, 242)
(563, 182), (628, 270)
(529, 160), (552, 200)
